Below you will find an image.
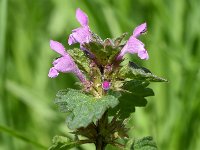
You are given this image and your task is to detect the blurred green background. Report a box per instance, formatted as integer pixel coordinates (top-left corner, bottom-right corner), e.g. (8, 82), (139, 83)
(1, 0), (200, 149)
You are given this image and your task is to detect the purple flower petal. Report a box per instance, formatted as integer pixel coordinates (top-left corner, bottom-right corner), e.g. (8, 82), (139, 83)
(48, 67), (59, 78)
(49, 56), (86, 82)
(76, 8), (89, 26)
(68, 34), (77, 45)
(52, 56), (75, 73)
(49, 40), (87, 82)
(133, 22), (147, 38)
(73, 69), (87, 83)
(117, 36), (149, 60)
(68, 8), (92, 45)
(50, 40), (66, 56)
(117, 23), (149, 60)
(68, 26), (91, 45)
(138, 50), (149, 60)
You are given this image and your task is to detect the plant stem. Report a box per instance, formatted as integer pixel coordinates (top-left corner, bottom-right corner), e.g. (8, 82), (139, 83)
(95, 111), (108, 150)
(95, 136), (106, 150)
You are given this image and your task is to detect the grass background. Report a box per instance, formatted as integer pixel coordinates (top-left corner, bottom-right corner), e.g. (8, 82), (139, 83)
(0, 0), (200, 149)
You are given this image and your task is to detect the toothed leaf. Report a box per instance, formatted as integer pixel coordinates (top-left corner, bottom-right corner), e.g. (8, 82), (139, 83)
(126, 136), (157, 150)
(49, 136), (79, 150)
(109, 80), (154, 119)
(118, 61), (167, 82)
(55, 89), (119, 129)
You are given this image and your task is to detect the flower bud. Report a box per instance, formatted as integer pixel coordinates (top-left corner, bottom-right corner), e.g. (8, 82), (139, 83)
(102, 81), (111, 90)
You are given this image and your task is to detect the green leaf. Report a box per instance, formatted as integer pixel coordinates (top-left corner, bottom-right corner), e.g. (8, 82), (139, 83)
(109, 80), (154, 119)
(82, 41), (121, 66)
(81, 32), (130, 66)
(119, 61), (167, 82)
(49, 136), (73, 150)
(49, 135), (91, 150)
(91, 32), (104, 44)
(126, 136), (157, 150)
(67, 48), (90, 73)
(55, 89), (119, 129)
(113, 32), (128, 46)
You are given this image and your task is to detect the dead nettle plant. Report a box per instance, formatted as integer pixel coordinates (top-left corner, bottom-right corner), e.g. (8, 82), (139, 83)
(48, 8), (167, 150)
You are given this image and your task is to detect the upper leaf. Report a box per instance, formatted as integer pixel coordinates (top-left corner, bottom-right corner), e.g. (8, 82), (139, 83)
(126, 136), (157, 150)
(109, 80), (154, 119)
(113, 33), (128, 46)
(82, 40), (121, 66)
(55, 89), (119, 129)
(118, 61), (167, 82)
(67, 48), (90, 74)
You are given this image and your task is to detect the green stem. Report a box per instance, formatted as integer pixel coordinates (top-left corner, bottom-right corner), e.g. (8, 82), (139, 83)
(95, 136), (106, 150)
(95, 111), (108, 150)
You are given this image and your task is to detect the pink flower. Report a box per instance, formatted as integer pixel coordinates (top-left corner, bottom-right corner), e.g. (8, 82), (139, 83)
(102, 81), (111, 90)
(48, 40), (86, 82)
(68, 8), (92, 45)
(117, 23), (149, 60)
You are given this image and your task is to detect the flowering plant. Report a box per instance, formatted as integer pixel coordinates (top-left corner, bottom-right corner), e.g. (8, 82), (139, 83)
(48, 8), (167, 150)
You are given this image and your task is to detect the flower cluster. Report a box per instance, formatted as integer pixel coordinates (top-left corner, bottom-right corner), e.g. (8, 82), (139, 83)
(48, 8), (167, 150)
(48, 8), (149, 92)
(48, 40), (86, 83)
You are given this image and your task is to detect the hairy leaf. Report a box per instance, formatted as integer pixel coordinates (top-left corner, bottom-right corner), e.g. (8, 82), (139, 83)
(114, 32), (128, 46)
(67, 48), (90, 73)
(126, 136), (157, 150)
(82, 41), (121, 66)
(109, 80), (154, 119)
(118, 61), (167, 82)
(48, 135), (90, 150)
(55, 89), (119, 129)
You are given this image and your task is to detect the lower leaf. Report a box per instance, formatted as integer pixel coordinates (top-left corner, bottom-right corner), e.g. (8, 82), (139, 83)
(55, 89), (119, 130)
(49, 136), (93, 150)
(126, 136), (157, 150)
